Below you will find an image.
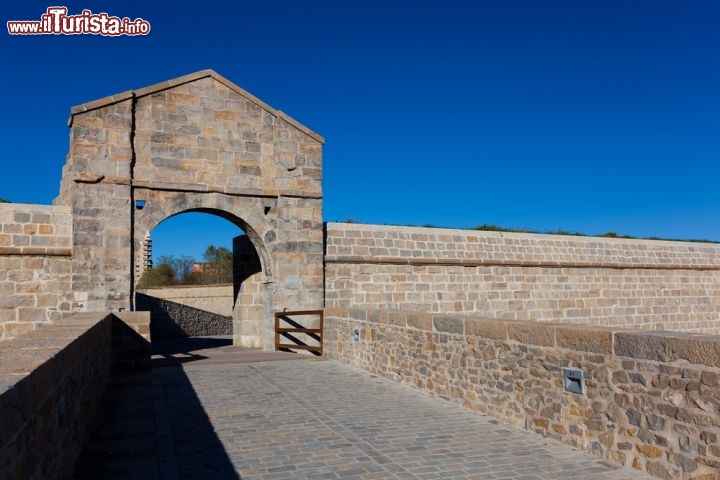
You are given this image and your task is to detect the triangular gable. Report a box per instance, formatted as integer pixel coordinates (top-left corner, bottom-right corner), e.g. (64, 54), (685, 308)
(68, 69), (324, 143)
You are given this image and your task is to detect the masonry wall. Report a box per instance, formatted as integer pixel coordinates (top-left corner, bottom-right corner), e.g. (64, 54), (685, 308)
(55, 96), (134, 312)
(0, 204), (73, 340)
(325, 223), (720, 333)
(325, 308), (720, 480)
(136, 292), (232, 338)
(0, 313), (113, 480)
(0, 312), (150, 479)
(234, 271), (265, 347)
(138, 284), (234, 316)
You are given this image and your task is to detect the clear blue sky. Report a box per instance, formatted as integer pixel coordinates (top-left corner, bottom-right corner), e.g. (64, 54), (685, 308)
(2, 1), (719, 260)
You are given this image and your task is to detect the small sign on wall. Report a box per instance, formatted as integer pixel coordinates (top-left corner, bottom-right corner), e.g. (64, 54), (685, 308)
(563, 368), (584, 394)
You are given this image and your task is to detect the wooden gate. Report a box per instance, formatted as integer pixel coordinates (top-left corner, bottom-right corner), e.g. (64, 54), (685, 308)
(274, 310), (323, 356)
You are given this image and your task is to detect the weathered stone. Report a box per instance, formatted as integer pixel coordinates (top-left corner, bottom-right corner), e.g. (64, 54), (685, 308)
(465, 318), (507, 340)
(433, 315), (464, 335)
(615, 331), (720, 367)
(701, 371), (719, 386)
(556, 325), (614, 354)
(507, 322), (554, 347)
(646, 461), (679, 480)
(646, 413), (666, 431)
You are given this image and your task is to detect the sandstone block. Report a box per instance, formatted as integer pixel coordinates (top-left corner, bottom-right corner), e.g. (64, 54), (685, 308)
(465, 318), (507, 340)
(432, 315), (464, 335)
(556, 325), (614, 354)
(615, 331), (720, 367)
(508, 322), (555, 347)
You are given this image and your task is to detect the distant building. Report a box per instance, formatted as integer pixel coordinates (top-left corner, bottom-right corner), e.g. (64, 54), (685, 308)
(135, 233), (153, 280)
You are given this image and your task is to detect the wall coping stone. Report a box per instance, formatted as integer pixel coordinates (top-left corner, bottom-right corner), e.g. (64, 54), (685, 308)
(0, 203), (71, 214)
(138, 283), (233, 291)
(0, 246), (72, 256)
(0, 312), (110, 379)
(325, 222), (720, 270)
(328, 307), (720, 367)
(615, 330), (720, 368)
(326, 222), (720, 246)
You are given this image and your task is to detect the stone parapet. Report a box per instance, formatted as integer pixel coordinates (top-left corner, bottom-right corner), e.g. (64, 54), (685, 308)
(0, 203), (73, 340)
(0, 203), (72, 255)
(0, 311), (150, 479)
(138, 284), (234, 317)
(0, 313), (112, 479)
(325, 308), (720, 480)
(326, 222), (720, 269)
(136, 292), (231, 338)
(325, 223), (720, 333)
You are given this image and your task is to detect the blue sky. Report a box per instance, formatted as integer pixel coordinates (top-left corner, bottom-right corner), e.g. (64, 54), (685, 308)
(2, 1), (719, 260)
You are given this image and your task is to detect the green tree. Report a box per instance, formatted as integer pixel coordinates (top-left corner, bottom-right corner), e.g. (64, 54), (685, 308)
(137, 261), (177, 288)
(0, 198), (10, 203)
(136, 247), (234, 288)
(203, 245), (233, 284)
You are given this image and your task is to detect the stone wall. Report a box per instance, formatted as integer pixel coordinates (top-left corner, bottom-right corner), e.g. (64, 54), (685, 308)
(112, 311), (151, 371)
(0, 312), (143, 479)
(136, 292), (231, 338)
(325, 308), (720, 480)
(325, 223), (720, 333)
(0, 203), (73, 340)
(234, 271), (265, 347)
(138, 284), (234, 316)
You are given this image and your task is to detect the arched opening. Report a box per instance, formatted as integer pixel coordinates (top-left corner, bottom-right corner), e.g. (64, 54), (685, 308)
(134, 209), (268, 349)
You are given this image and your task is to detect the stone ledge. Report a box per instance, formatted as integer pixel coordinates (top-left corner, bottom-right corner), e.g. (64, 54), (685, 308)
(555, 324), (616, 354)
(615, 331), (720, 368)
(324, 254), (720, 271)
(330, 307), (720, 366)
(0, 246), (72, 256)
(0, 203), (71, 214)
(324, 221), (720, 271)
(325, 221), (720, 249)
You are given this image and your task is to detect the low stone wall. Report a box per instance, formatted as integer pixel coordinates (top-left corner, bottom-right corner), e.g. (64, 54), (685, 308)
(112, 311), (151, 371)
(0, 203), (73, 340)
(325, 307), (720, 480)
(325, 223), (720, 333)
(0, 312), (150, 479)
(136, 292), (232, 338)
(137, 284), (234, 317)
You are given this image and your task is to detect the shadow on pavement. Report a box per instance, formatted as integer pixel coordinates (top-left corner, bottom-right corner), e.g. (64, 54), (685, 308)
(152, 335), (233, 355)
(151, 336), (231, 368)
(74, 337), (241, 479)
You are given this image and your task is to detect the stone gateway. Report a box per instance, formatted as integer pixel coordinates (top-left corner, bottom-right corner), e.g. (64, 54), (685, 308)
(54, 70), (324, 348)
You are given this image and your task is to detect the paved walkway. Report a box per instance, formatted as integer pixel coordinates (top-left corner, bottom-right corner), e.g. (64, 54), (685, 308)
(74, 338), (653, 480)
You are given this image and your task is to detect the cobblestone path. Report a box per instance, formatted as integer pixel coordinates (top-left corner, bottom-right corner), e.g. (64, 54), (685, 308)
(74, 339), (653, 479)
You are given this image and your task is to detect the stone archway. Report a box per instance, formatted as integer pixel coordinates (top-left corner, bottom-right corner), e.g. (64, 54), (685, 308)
(54, 70), (324, 350)
(133, 192), (274, 347)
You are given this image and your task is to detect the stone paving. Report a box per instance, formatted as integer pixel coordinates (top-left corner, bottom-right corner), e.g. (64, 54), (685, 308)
(74, 339), (654, 480)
